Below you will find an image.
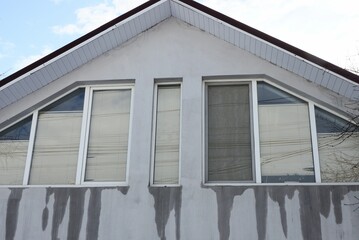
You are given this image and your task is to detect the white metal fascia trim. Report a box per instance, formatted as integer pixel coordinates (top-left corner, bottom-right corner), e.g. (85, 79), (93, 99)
(0, 0), (171, 92)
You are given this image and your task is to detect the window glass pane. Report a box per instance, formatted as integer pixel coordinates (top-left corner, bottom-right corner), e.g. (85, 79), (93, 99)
(207, 85), (252, 182)
(258, 82), (314, 183)
(153, 85), (180, 184)
(315, 107), (359, 182)
(85, 89), (131, 182)
(30, 88), (85, 185)
(0, 117), (32, 184)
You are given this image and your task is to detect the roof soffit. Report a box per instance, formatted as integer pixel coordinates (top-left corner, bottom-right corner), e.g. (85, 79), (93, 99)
(0, 0), (358, 111)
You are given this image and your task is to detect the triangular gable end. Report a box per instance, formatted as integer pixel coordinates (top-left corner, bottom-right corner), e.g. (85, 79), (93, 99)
(0, 0), (358, 112)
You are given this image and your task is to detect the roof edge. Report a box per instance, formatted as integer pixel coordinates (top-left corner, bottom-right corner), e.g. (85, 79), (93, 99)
(179, 0), (359, 84)
(0, 0), (162, 88)
(1, 0), (358, 87)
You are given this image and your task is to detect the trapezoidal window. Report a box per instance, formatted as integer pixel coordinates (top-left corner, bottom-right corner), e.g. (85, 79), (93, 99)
(257, 82), (314, 183)
(315, 107), (359, 182)
(206, 84), (253, 182)
(0, 117), (32, 184)
(29, 88), (85, 185)
(84, 88), (132, 182)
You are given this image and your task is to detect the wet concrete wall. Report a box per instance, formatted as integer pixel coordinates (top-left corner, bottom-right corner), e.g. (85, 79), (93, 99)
(1, 185), (359, 240)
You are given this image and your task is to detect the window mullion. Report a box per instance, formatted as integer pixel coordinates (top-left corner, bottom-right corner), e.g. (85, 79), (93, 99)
(76, 87), (91, 185)
(251, 81), (261, 183)
(309, 102), (321, 183)
(80, 87), (94, 184)
(23, 111), (38, 185)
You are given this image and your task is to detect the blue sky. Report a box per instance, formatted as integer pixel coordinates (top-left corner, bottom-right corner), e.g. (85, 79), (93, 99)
(1, 0), (359, 79)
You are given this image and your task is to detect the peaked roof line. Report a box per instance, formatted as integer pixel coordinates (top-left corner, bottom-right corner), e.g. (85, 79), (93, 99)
(0, 0), (161, 88)
(1, 0), (358, 88)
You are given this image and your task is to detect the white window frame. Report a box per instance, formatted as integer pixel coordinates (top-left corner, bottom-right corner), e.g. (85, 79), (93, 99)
(0, 84), (134, 187)
(203, 78), (359, 186)
(150, 82), (182, 187)
(79, 85), (134, 186)
(203, 79), (257, 185)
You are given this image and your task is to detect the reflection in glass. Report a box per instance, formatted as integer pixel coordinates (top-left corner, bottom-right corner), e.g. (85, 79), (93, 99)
(258, 82), (314, 183)
(315, 107), (359, 182)
(0, 117), (32, 184)
(30, 88), (85, 184)
(153, 85), (180, 184)
(85, 89), (131, 182)
(207, 85), (252, 182)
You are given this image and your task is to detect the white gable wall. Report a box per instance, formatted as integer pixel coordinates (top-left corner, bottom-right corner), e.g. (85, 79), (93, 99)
(1, 17), (359, 240)
(0, 17), (353, 127)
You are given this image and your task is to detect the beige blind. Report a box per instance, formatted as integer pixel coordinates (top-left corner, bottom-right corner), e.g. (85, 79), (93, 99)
(153, 85), (181, 184)
(30, 112), (82, 184)
(207, 85), (252, 182)
(259, 104), (314, 182)
(0, 140), (28, 184)
(85, 89), (131, 182)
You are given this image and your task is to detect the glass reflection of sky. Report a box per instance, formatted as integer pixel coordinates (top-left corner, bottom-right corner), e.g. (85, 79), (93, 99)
(42, 88), (85, 112)
(315, 107), (357, 133)
(257, 82), (304, 104)
(0, 116), (32, 140)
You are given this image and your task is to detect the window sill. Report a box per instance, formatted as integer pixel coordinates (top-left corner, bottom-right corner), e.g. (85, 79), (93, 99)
(202, 182), (359, 187)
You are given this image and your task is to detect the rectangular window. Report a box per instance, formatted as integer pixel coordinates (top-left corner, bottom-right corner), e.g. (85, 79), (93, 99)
(152, 84), (181, 185)
(206, 84), (253, 182)
(0, 117), (32, 184)
(84, 88), (132, 182)
(29, 88), (85, 184)
(257, 82), (314, 183)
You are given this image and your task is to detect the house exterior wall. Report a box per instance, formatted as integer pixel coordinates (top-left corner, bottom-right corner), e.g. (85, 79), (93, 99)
(1, 18), (358, 240)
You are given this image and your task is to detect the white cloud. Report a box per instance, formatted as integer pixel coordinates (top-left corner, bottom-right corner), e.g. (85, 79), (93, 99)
(14, 46), (53, 71)
(52, 0), (146, 35)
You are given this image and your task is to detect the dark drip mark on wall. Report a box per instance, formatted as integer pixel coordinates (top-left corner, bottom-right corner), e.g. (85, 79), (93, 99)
(67, 188), (86, 240)
(117, 186), (129, 195)
(205, 186), (248, 240)
(6, 188), (24, 240)
(50, 188), (70, 240)
(86, 188), (102, 240)
(254, 187), (268, 240)
(318, 187), (331, 219)
(298, 187), (322, 240)
(203, 185), (359, 240)
(42, 188), (53, 231)
(41, 187), (127, 240)
(332, 187), (346, 224)
(148, 186), (182, 240)
(267, 187), (296, 238)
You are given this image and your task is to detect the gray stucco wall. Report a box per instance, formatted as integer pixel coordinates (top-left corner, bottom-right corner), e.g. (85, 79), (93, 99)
(1, 18), (358, 240)
(1, 186), (359, 240)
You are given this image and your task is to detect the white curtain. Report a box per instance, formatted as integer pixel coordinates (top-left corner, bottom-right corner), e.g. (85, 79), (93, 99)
(85, 90), (131, 182)
(0, 140), (28, 184)
(259, 104), (314, 182)
(30, 112), (82, 184)
(153, 85), (180, 184)
(207, 85), (252, 182)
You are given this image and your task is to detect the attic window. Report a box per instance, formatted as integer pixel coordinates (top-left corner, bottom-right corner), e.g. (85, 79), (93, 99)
(315, 107), (359, 182)
(29, 88), (85, 185)
(0, 117), (32, 185)
(0, 85), (133, 186)
(206, 84), (253, 182)
(204, 80), (358, 184)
